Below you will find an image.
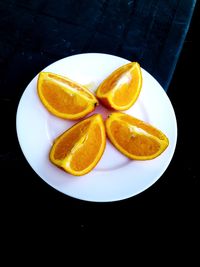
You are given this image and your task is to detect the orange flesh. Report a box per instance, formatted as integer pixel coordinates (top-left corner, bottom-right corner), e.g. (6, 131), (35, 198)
(118, 114), (166, 140)
(48, 73), (94, 100)
(42, 80), (88, 114)
(70, 123), (102, 171)
(50, 114), (106, 175)
(53, 121), (90, 160)
(96, 62), (142, 110)
(110, 121), (160, 156)
(99, 64), (132, 94)
(37, 72), (98, 120)
(112, 72), (140, 106)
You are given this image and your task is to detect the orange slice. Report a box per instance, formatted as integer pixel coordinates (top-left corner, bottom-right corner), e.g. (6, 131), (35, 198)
(37, 72), (98, 120)
(50, 114), (106, 176)
(105, 112), (169, 160)
(96, 62), (142, 110)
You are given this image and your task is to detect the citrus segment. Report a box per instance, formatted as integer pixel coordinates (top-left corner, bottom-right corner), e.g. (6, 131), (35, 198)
(37, 72), (98, 120)
(105, 112), (169, 160)
(96, 62), (142, 110)
(50, 114), (106, 176)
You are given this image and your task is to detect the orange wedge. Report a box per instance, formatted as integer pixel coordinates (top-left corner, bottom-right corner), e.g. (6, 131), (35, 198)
(105, 112), (169, 160)
(37, 72), (98, 120)
(50, 114), (106, 176)
(96, 62), (142, 110)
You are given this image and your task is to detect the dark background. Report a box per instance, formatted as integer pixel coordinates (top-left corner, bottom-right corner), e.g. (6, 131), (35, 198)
(0, 0), (199, 240)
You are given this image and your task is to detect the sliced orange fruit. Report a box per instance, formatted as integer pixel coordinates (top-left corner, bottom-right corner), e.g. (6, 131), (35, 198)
(37, 72), (98, 120)
(96, 62), (142, 110)
(105, 112), (169, 160)
(49, 114), (106, 176)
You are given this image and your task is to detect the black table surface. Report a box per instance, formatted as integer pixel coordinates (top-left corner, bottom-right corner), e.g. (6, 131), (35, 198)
(0, 0), (199, 239)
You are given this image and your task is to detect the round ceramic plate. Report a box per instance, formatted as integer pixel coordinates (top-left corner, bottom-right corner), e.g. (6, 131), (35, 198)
(16, 53), (177, 202)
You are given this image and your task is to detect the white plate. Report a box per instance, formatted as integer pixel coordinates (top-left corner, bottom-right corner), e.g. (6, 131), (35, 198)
(16, 53), (177, 202)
